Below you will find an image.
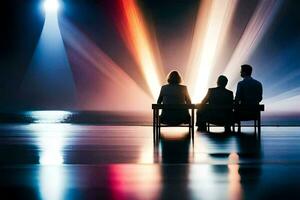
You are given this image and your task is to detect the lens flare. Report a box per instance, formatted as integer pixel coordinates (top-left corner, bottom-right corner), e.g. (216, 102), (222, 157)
(116, 0), (162, 100)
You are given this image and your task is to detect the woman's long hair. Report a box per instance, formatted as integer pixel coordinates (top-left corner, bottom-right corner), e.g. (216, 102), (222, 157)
(167, 70), (182, 84)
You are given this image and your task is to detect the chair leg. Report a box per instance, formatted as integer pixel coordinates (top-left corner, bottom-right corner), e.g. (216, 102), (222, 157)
(156, 110), (160, 140)
(238, 121), (241, 133)
(254, 119), (257, 134)
(191, 108), (195, 140)
(158, 123), (161, 139)
(258, 114), (261, 138)
(153, 109), (156, 143)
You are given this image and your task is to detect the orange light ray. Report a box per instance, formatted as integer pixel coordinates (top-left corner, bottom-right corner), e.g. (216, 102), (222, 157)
(117, 0), (162, 100)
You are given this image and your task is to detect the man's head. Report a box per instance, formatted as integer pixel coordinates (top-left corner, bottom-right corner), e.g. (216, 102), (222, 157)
(217, 75), (228, 88)
(240, 64), (252, 78)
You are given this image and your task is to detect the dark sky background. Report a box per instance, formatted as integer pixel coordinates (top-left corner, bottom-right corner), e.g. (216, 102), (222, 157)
(1, 0), (300, 112)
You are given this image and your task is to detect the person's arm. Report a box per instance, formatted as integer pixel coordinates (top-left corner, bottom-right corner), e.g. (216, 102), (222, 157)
(258, 82), (263, 102)
(235, 82), (242, 104)
(201, 89), (211, 104)
(184, 86), (192, 104)
(157, 87), (163, 104)
(230, 91), (234, 105)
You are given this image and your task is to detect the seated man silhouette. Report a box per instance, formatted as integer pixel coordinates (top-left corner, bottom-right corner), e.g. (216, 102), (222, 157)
(196, 75), (233, 132)
(235, 64), (263, 119)
(235, 64), (263, 104)
(157, 70), (192, 125)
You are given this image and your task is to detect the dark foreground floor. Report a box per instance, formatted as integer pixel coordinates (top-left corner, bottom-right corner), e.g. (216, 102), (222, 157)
(0, 124), (300, 200)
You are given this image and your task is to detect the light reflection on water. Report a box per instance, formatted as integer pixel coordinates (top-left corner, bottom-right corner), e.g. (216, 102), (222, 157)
(108, 165), (162, 200)
(228, 153), (242, 200)
(39, 166), (66, 200)
(27, 110), (71, 123)
(26, 118), (248, 199)
(28, 123), (71, 165)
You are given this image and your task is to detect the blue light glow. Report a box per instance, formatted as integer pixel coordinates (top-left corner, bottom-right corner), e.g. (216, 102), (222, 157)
(43, 0), (60, 13)
(21, 0), (76, 109)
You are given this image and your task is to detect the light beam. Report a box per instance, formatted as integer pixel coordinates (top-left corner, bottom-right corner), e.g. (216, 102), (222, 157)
(21, 2), (76, 109)
(223, 0), (282, 89)
(60, 19), (153, 111)
(116, 0), (162, 100)
(188, 0), (237, 102)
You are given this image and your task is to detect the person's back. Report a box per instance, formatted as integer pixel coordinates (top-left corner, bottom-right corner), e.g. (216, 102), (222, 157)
(159, 84), (190, 104)
(157, 70), (191, 125)
(196, 75), (233, 132)
(235, 64), (263, 105)
(205, 87), (233, 106)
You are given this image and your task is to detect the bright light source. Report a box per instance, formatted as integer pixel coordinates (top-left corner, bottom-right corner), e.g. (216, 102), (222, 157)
(44, 0), (60, 13)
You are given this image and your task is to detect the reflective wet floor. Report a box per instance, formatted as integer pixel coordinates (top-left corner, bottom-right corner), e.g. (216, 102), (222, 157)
(1, 124), (300, 199)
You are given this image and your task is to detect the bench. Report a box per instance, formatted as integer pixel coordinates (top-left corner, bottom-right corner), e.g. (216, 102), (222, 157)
(234, 104), (265, 136)
(152, 104), (264, 140)
(196, 104), (265, 135)
(195, 104), (234, 132)
(152, 104), (196, 142)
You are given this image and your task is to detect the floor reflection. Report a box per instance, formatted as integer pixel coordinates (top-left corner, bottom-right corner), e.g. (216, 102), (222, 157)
(228, 153), (242, 200)
(39, 166), (66, 200)
(29, 123), (71, 165)
(107, 165), (161, 200)
(159, 132), (191, 163)
(29, 123), (70, 200)
(158, 132), (191, 199)
(3, 124), (300, 199)
(154, 130), (262, 200)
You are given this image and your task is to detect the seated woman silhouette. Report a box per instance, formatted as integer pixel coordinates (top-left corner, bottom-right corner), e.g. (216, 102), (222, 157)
(157, 70), (192, 125)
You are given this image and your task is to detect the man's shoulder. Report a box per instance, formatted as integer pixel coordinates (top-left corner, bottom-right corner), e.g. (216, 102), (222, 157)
(237, 80), (244, 86)
(239, 77), (261, 84)
(208, 87), (217, 93)
(225, 88), (233, 94)
(211, 87), (232, 95)
(252, 78), (262, 85)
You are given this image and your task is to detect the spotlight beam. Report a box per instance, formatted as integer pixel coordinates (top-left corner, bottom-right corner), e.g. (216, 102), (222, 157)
(188, 0), (237, 102)
(116, 0), (162, 100)
(21, 2), (76, 109)
(223, 0), (282, 89)
(60, 19), (153, 111)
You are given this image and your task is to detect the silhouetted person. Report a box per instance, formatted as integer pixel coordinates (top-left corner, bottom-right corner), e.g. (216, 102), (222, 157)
(157, 70), (191, 125)
(235, 64), (263, 105)
(196, 75), (233, 132)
